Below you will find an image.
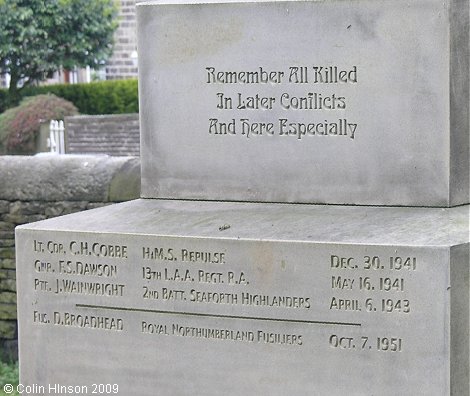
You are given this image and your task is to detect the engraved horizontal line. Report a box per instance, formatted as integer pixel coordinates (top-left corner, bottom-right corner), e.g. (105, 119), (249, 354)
(75, 303), (361, 327)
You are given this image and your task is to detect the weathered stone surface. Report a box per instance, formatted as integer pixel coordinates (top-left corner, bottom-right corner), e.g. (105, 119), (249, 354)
(0, 321), (17, 339)
(0, 155), (140, 202)
(0, 201), (9, 214)
(44, 202), (89, 218)
(9, 202), (46, 216)
(0, 304), (17, 320)
(0, 232), (14, 240)
(0, 269), (15, 280)
(0, 240), (14, 248)
(138, 0), (469, 207)
(0, 248), (14, 260)
(3, 214), (47, 225)
(86, 203), (112, 210)
(0, 222), (13, 232)
(0, 260), (16, 270)
(0, 240), (14, 250)
(0, 280), (16, 293)
(16, 200), (470, 395)
(109, 157), (142, 202)
(0, 292), (16, 305)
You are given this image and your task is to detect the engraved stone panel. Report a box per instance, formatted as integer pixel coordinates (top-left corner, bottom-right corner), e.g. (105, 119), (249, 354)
(138, 0), (469, 207)
(16, 200), (470, 395)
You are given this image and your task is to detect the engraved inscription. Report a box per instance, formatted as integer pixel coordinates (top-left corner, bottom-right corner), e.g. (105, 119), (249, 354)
(328, 254), (415, 316)
(27, 236), (426, 354)
(329, 335), (403, 352)
(53, 311), (124, 331)
(53, 279), (125, 297)
(69, 240), (128, 258)
(141, 322), (303, 347)
(206, 65), (359, 140)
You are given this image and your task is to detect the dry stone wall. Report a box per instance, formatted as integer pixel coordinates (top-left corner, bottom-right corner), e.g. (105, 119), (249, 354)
(0, 154), (140, 359)
(65, 114), (140, 156)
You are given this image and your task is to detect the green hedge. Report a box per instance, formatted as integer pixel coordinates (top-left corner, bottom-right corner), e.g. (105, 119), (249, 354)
(0, 79), (138, 115)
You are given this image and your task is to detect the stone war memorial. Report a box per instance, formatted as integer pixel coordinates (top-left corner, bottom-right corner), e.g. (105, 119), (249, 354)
(16, 0), (469, 395)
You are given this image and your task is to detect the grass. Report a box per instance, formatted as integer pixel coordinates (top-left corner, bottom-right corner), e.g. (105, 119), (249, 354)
(0, 359), (18, 396)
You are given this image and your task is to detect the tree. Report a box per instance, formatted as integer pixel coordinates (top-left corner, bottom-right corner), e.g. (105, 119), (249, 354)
(0, 0), (118, 104)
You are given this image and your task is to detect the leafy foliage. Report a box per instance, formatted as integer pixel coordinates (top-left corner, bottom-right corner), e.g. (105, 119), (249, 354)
(0, 359), (18, 389)
(20, 79), (139, 115)
(0, 0), (118, 103)
(0, 94), (78, 154)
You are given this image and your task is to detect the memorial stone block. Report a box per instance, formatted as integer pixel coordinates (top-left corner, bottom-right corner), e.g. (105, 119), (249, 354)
(16, 200), (470, 395)
(138, 0), (469, 207)
(16, 0), (470, 395)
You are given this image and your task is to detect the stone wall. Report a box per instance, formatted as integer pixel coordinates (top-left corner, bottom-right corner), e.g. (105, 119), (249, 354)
(65, 114), (140, 156)
(0, 154), (140, 359)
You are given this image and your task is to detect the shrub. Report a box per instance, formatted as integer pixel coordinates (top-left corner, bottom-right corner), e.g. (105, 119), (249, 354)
(0, 359), (18, 390)
(0, 94), (78, 154)
(20, 79), (139, 115)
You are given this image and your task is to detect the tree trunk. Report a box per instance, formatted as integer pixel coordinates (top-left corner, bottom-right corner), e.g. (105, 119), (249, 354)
(63, 69), (70, 84)
(7, 72), (21, 107)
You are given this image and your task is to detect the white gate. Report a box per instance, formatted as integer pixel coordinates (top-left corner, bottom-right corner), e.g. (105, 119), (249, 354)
(48, 120), (65, 154)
